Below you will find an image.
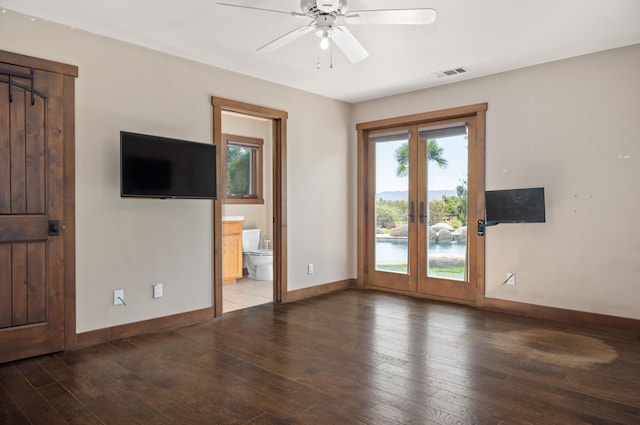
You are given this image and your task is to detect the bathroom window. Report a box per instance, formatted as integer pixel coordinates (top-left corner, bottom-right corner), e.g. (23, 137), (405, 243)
(221, 134), (264, 204)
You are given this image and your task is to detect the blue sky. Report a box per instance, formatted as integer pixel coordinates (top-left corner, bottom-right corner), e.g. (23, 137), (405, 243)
(375, 134), (468, 193)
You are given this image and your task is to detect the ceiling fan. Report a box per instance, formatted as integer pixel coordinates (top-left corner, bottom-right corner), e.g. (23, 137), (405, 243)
(217, 0), (436, 63)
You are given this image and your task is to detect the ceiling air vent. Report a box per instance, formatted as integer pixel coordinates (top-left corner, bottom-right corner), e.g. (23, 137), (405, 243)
(433, 67), (469, 79)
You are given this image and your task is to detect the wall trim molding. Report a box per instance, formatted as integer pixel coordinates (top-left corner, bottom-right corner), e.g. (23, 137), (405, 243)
(479, 296), (640, 332)
(359, 276), (640, 331)
(286, 279), (355, 303)
(74, 279), (354, 348)
(75, 307), (214, 348)
(363, 283), (640, 331)
(73, 283), (639, 350)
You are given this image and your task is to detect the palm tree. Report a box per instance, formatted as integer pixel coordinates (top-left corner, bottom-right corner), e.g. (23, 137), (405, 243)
(394, 139), (447, 177)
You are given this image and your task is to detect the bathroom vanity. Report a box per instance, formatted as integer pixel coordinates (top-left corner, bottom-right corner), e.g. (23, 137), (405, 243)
(222, 218), (243, 284)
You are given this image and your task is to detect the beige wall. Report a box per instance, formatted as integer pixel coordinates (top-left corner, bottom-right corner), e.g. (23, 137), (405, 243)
(2, 10), (638, 331)
(352, 44), (640, 320)
(0, 11), (353, 332)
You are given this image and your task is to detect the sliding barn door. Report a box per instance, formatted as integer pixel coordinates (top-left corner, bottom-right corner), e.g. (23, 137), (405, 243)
(0, 56), (73, 363)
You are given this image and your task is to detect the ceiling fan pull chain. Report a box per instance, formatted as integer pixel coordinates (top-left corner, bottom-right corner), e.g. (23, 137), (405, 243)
(317, 53), (321, 70)
(330, 35), (334, 69)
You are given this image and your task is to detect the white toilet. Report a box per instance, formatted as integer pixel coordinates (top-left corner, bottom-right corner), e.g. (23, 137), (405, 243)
(242, 228), (273, 281)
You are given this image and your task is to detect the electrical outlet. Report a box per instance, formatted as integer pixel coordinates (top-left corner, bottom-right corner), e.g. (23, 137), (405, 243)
(506, 273), (516, 285)
(114, 289), (124, 305)
(153, 283), (163, 299)
(308, 264), (314, 275)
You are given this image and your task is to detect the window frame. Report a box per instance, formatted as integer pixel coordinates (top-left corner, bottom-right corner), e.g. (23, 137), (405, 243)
(221, 133), (264, 204)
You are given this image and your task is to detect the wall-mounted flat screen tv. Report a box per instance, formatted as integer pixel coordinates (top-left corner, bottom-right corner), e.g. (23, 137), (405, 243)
(120, 131), (216, 199)
(485, 187), (545, 223)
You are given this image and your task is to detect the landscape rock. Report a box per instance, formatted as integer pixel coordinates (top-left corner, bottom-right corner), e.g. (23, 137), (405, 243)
(431, 222), (454, 232)
(390, 224), (408, 237)
(436, 228), (454, 242)
(452, 226), (467, 241)
(429, 228), (437, 240)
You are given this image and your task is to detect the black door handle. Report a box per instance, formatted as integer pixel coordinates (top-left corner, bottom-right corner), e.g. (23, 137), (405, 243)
(409, 201), (415, 223)
(419, 201), (425, 224)
(49, 220), (60, 236)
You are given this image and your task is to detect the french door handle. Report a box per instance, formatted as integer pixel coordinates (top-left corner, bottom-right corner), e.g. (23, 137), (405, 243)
(409, 201), (415, 223)
(419, 201), (425, 224)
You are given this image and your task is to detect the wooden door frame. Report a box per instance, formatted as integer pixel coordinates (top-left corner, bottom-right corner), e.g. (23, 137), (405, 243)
(0, 50), (78, 349)
(211, 97), (288, 316)
(356, 103), (487, 302)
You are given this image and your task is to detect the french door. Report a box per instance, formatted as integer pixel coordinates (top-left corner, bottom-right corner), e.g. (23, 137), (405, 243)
(358, 105), (486, 302)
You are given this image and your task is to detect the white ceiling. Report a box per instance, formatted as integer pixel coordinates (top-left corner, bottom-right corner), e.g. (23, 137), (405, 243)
(1, 0), (639, 103)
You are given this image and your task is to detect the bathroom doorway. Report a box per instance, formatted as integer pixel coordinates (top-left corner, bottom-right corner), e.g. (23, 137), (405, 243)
(211, 97), (288, 316)
(221, 113), (274, 312)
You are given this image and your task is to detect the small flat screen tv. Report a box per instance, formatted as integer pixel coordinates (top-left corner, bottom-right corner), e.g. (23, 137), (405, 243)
(485, 187), (545, 223)
(120, 131), (216, 199)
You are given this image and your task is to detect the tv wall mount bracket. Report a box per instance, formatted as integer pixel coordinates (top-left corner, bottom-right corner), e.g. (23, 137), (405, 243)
(477, 219), (498, 236)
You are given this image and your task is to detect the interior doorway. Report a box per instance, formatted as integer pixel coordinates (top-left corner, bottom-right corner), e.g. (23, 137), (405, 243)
(356, 104), (487, 303)
(211, 97), (288, 316)
(221, 113), (274, 312)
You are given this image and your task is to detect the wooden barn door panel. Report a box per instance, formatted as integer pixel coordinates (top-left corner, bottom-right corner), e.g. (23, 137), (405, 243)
(0, 84), (9, 213)
(0, 62), (67, 363)
(0, 244), (11, 328)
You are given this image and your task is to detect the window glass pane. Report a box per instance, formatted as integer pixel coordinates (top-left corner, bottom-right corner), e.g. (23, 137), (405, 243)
(227, 145), (254, 196)
(372, 132), (410, 274)
(421, 125), (468, 281)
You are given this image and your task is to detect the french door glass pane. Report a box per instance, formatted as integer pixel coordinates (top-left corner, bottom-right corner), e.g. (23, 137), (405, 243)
(420, 125), (468, 281)
(372, 132), (410, 274)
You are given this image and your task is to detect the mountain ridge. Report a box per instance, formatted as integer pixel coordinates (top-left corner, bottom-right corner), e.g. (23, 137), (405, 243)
(376, 190), (457, 202)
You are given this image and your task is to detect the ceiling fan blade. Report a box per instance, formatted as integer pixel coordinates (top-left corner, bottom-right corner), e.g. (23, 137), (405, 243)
(332, 26), (369, 63)
(257, 25), (315, 53)
(344, 8), (436, 25)
(217, 2), (306, 17)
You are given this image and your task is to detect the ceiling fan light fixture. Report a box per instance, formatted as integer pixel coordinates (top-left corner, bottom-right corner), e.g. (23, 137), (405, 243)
(219, 1), (436, 64)
(320, 31), (330, 50)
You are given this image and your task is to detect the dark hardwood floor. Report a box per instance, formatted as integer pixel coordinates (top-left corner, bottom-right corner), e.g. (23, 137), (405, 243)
(1, 289), (640, 424)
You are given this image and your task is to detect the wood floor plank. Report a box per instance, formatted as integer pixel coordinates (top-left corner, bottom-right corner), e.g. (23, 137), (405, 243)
(13, 358), (56, 388)
(1, 289), (639, 424)
(83, 395), (141, 425)
(36, 383), (104, 425)
(0, 401), (31, 425)
(0, 364), (32, 394)
(9, 385), (67, 425)
(35, 355), (105, 404)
